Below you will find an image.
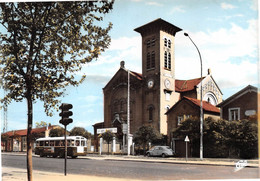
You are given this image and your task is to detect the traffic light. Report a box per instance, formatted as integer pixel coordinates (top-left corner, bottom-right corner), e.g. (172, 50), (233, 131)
(59, 103), (73, 126)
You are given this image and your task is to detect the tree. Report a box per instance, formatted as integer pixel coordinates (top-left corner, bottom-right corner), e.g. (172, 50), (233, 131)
(102, 131), (115, 154)
(133, 125), (161, 155)
(0, 2), (114, 180)
(35, 121), (47, 128)
(172, 117), (201, 157)
(70, 126), (92, 139)
(49, 128), (67, 137)
(173, 117), (258, 159)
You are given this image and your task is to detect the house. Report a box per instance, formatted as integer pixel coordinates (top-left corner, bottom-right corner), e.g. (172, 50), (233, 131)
(166, 96), (220, 138)
(217, 85), (257, 121)
(1, 125), (60, 152)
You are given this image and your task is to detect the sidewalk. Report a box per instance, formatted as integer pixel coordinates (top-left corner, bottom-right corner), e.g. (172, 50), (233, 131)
(2, 167), (142, 181)
(81, 154), (259, 168)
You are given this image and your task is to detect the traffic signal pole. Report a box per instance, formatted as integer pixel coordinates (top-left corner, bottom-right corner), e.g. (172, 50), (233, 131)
(64, 125), (67, 176)
(59, 103), (73, 176)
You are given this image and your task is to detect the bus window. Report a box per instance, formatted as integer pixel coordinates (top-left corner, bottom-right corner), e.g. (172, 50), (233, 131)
(67, 140), (71, 146)
(81, 141), (85, 146)
(76, 140), (80, 146)
(55, 140), (60, 146)
(36, 141), (39, 146)
(71, 140), (75, 146)
(40, 141), (44, 146)
(50, 141), (54, 146)
(60, 141), (64, 146)
(45, 141), (49, 146)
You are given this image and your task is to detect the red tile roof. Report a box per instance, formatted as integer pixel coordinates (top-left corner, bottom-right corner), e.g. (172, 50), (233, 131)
(2, 126), (55, 137)
(130, 71), (143, 80)
(175, 77), (205, 92)
(184, 96), (220, 113)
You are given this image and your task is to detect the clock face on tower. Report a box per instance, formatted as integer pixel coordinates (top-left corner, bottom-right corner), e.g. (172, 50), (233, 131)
(164, 79), (171, 89)
(147, 79), (154, 89)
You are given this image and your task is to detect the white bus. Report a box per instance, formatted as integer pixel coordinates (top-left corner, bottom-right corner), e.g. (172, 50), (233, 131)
(35, 136), (87, 158)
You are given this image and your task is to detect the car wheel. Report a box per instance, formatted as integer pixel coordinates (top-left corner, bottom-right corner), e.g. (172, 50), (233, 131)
(162, 153), (166, 158)
(147, 153), (151, 157)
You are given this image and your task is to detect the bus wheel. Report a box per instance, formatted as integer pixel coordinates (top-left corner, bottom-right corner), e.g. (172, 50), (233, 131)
(59, 152), (64, 158)
(53, 154), (57, 158)
(71, 156), (77, 159)
(40, 152), (44, 157)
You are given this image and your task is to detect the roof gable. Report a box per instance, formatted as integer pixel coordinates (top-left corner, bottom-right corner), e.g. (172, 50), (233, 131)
(166, 96), (220, 114)
(103, 68), (143, 90)
(217, 85), (257, 107)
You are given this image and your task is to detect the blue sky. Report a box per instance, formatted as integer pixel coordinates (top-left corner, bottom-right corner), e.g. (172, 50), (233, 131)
(1, 0), (258, 134)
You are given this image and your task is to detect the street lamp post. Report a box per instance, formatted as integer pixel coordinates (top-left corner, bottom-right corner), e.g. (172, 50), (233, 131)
(184, 32), (204, 160)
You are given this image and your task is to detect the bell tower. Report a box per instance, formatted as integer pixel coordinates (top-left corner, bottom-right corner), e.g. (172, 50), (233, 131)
(134, 18), (182, 134)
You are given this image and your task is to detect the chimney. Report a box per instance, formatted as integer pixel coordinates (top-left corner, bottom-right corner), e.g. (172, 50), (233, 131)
(208, 68), (211, 75)
(120, 61), (125, 68)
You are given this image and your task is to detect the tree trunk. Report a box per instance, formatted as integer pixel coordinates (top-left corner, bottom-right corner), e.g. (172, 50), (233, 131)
(108, 141), (109, 155)
(26, 97), (33, 181)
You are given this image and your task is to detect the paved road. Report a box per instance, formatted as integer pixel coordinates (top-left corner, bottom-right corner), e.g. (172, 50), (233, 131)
(2, 154), (259, 180)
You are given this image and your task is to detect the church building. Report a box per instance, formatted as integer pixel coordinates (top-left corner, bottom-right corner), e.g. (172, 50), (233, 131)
(94, 18), (222, 149)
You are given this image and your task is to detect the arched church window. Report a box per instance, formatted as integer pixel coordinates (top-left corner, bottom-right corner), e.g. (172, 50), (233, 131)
(164, 38), (167, 47)
(148, 105), (154, 122)
(164, 51), (167, 69)
(168, 39), (171, 48)
(168, 52), (171, 70)
(147, 40), (150, 48)
(151, 51), (155, 68)
(151, 38), (155, 46)
(113, 100), (119, 113)
(147, 52), (151, 69)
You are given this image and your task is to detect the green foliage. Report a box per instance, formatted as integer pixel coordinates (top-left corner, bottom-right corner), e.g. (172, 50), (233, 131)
(0, 3), (114, 180)
(35, 121), (47, 128)
(31, 131), (45, 141)
(228, 119), (258, 159)
(133, 125), (162, 154)
(172, 117), (258, 158)
(102, 130), (115, 144)
(49, 128), (67, 137)
(70, 126), (92, 139)
(102, 130), (115, 154)
(0, 1), (114, 115)
(172, 117), (200, 156)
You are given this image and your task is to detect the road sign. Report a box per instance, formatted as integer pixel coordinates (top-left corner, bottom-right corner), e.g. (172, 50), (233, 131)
(97, 127), (117, 134)
(185, 135), (190, 162)
(184, 135), (190, 142)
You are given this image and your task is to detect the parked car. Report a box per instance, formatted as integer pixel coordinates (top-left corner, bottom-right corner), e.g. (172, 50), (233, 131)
(146, 146), (174, 158)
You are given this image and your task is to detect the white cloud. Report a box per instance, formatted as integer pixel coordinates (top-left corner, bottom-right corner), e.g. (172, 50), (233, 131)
(109, 36), (141, 51)
(221, 2), (236, 10)
(146, 1), (163, 7)
(170, 6), (186, 14)
(79, 36), (142, 82)
(175, 19), (258, 90)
